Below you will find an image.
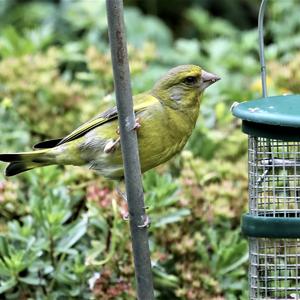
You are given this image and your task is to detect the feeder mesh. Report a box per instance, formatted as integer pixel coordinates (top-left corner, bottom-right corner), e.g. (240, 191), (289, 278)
(249, 136), (300, 299)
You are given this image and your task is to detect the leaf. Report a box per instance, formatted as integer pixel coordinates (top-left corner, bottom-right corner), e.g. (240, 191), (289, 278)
(0, 236), (9, 257)
(124, 7), (172, 48)
(153, 266), (179, 288)
(219, 252), (249, 275)
(19, 275), (44, 286)
(153, 209), (190, 228)
(0, 278), (17, 294)
(52, 270), (77, 284)
(0, 260), (10, 277)
(56, 217), (88, 253)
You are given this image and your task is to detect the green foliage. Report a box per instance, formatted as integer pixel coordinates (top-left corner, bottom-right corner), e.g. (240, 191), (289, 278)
(144, 171), (190, 229)
(268, 0), (300, 59)
(0, 101), (30, 151)
(197, 228), (248, 299)
(0, 0), (298, 299)
(0, 173), (92, 299)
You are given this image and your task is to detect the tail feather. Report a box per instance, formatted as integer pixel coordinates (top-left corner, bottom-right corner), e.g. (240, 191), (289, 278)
(0, 150), (49, 163)
(0, 149), (52, 177)
(5, 161), (41, 177)
(33, 138), (63, 149)
(0, 154), (23, 162)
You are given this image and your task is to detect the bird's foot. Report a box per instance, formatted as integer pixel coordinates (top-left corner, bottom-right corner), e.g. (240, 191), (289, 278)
(132, 117), (141, 131)
(114, 117), (140, 136)
(137, 214), (151, 228)
(116, 187), (127, 202)
(116, 187), (129, 221)
(104, 137), (120, 153)
(122, 211), (129, 221)
(116, 188), (149, 227)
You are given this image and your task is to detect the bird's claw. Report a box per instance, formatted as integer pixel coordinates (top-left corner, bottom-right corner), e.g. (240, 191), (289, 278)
(104, 137), (120, 153)
(122, 212), (129, 221)
(115, 117), (140, 135)
(116, 188), (149, 226)
(137, 214), (151, 228)
(107, 119), (140, 153)
(116, 187), (127, 202)
(132, 117), (141, 131)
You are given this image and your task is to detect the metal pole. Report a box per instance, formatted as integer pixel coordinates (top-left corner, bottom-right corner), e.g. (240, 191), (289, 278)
(258, 0), (272, 177)
(258, 0), (268, 97)
(106, 1), (154, 299)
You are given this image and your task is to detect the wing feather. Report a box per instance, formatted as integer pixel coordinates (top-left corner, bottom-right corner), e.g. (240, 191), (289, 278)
(57, 93), (157, 146)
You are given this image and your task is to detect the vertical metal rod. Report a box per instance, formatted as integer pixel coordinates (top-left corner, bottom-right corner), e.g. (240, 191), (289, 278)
(258, 0), (268, 97)
(106, 1), (154, 299)
(258, 0), (272, 188)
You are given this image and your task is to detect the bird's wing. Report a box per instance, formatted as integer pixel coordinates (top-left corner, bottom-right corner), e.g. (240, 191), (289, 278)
(34, 93), (158, 149)
(57, 106), (119, 145)
(33, 108), (118, 149)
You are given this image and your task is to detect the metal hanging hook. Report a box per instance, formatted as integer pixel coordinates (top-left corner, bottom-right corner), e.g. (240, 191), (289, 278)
(258, 0), (268, 97)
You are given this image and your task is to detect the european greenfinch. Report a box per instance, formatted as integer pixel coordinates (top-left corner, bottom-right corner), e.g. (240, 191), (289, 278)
(0, 65), (220, 178)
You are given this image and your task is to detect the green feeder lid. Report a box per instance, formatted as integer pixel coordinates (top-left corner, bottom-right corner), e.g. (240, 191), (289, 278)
(232, 95), (300, 140)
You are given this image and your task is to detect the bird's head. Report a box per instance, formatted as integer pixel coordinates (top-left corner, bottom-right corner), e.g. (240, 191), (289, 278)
(151, 65), (220, 109)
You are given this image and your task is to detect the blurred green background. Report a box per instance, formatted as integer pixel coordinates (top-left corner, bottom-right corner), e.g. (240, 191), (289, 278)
(0, 0), (300, 299)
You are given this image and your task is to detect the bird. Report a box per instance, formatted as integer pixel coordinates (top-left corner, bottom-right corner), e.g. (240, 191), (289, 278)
(0, 65), (220, 179)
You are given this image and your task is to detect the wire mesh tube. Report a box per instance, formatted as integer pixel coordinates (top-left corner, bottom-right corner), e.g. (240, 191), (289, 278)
(245, 0), (300, 298)
(247, 136), (300, 299)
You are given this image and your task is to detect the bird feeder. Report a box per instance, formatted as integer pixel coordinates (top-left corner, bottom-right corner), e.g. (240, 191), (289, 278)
(232, 1), (300, 299)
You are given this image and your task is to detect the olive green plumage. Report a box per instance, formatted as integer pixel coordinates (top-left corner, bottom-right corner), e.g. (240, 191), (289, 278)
(0, 65), (220, 179)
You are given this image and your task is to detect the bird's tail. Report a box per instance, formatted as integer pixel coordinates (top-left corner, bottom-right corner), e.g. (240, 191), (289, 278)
(0, 149), (53, 176)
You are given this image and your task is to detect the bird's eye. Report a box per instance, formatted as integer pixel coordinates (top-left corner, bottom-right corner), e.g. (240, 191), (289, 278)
(183, 76), (197, 85)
